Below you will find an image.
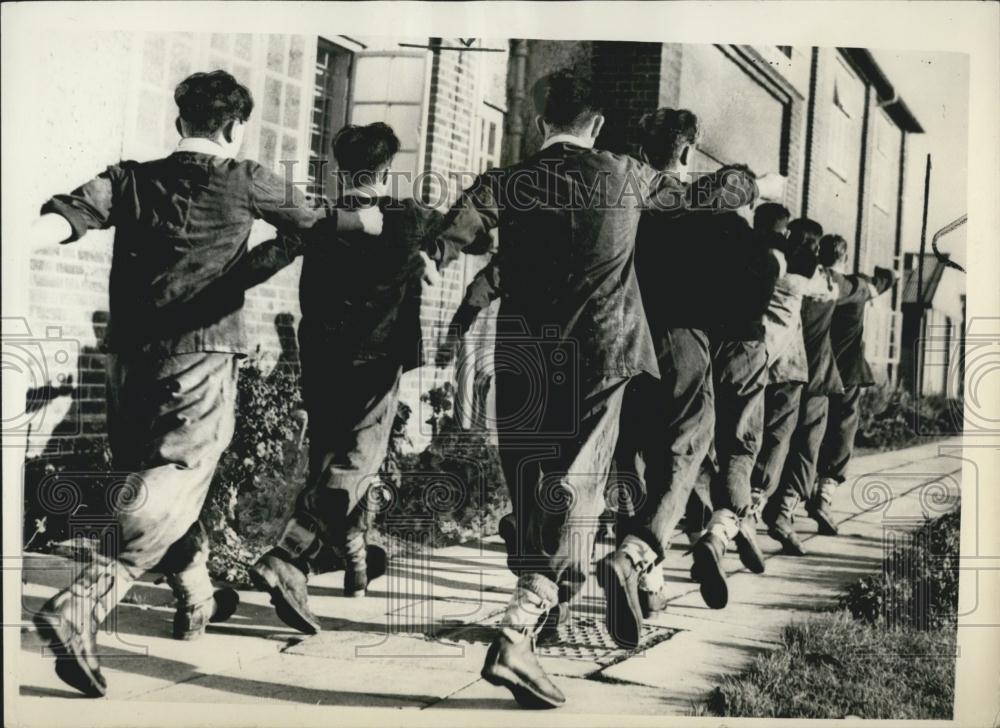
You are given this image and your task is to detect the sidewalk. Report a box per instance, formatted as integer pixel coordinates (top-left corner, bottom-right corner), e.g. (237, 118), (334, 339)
(17, 438), (963, 715)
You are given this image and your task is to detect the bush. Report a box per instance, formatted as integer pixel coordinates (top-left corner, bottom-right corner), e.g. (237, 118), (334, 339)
(840, 509), (960, 630)
(374, 382), (509, 548)
(22, 436), (114, 550)
(204, 359), (309, 584)
(702, 508), (960, 719)
(856, 385), (962, 452)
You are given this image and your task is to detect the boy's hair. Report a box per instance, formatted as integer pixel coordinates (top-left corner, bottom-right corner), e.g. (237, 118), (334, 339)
(174, 70), (254, 136)
(819, 234), (850, 267)
(689, 163), (758, 211)
(332, 123), (401, 187)
(638, 108), (700, 169)
(532, 68), (604, 132)
(754, 202), (791, 234)
(787, 217), (824, 249)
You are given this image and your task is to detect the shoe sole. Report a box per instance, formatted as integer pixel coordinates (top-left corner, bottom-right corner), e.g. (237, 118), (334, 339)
(691, 542), (728, 609)
(735, 533), (766, 575)
(249, 565), (321, 635)
(210, 588), (240, 623)
(33, 611), (107, 698)
(809, 510), (840, 536)
(766, 527), (807, 556)
(597, 556), (643, 650)
(343, 545), (389, 597)
(481, 663), (565, 709)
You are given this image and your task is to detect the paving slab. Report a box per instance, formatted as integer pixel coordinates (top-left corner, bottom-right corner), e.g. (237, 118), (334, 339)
(15, 437), (962, 716)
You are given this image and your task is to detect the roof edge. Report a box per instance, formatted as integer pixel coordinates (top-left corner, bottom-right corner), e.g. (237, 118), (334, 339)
(839, 48), (924, 134)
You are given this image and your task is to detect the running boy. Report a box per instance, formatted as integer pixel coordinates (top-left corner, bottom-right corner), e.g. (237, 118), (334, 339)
(30, 70), (380, 697)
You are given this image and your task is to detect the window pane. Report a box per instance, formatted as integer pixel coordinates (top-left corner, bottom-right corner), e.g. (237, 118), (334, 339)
(267, 35), (287, 73)
(263, 77), (282, 123)
(283, 83), (301, 129)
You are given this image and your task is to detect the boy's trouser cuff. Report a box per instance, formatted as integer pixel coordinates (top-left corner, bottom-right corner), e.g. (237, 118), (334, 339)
(500, 573), (558, 641)
(276, 516), (321, 561)
(167, 564), (215, 607)
(705, 508), (741, 541)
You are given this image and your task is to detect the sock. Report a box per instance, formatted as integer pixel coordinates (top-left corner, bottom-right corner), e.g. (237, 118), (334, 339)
(500, 573), (557, 643)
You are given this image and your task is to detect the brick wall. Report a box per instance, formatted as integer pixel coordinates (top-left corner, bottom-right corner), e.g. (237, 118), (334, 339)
(591, 41), (663, 155)
(401, 39), (507, 451)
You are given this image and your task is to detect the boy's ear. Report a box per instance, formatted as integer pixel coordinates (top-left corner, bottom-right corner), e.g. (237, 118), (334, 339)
(534, 115), (546, 138)
(175, 118), (184, 137)
(381, 167), (390, 184)
(589, 114), (605, 141)
(221, 120), (237, 144)
(679, 146), (691, 166)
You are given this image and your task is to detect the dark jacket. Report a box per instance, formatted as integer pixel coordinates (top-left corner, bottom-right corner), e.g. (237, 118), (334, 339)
(42, 152), (320, 355)
(435, 142), (663, 385)
(297, 195), (444, 371)
(830, 266), (895, 387)
(802, 267), (893, 394)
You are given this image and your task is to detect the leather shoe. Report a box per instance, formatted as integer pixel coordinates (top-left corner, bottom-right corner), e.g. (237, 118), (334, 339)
(808, 502), (840, 536)
(691, 531), (729, 609)
(765, 514), (808, 556)
(734, 520), (766, 574)
(33, 591), (107, 698)
(250, 549), (321, 634)
(481, 633), (566, 709)
(343, 545), (387, 597)
(597, 550), (644, 649)
(173, 587), (240, 640)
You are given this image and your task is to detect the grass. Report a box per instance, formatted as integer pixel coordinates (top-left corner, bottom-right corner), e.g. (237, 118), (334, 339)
(704, 612), (956, 719)
(699, 508), (960, 720)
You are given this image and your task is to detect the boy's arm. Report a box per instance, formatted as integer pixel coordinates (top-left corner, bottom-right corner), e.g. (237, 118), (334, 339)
(250, 164), (381, 236)
(36, 165), (123, 245)
(835, 266), (896, 307)
(435, 261), (501, 367)
(428, 172), (502, 263)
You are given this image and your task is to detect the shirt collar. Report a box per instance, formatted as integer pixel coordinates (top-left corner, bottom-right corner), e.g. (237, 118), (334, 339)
(539, 133), (595, 151)
(175, 137), (228, 157)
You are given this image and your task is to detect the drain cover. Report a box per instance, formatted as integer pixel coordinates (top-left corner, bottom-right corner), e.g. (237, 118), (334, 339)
(439, 614), (677, 666)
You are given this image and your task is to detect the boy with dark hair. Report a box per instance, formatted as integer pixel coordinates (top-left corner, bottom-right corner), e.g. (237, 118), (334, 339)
(751, 218), (836, 554)
(247, 121), (457, 632)
(432, 67), (664, 709)
(682, 166), (784, 608)
(764, 233), (894, 553)
(29, 70), (381, 697)
(604, 106), (708, 622)
(815, 237), (895, 529)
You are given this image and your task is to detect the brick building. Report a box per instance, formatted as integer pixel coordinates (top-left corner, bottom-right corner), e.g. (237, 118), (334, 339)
(504, 41), (922, 386)
(19, 37), (924, 457)
(20, 32), (508, 455)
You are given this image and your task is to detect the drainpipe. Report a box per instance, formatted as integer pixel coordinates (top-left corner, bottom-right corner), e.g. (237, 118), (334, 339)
(506, 40), (528, 165)
(915, 154), (932, 396)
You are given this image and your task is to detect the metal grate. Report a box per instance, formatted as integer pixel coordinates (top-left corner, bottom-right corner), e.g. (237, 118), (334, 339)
(439, 614), (678, 666)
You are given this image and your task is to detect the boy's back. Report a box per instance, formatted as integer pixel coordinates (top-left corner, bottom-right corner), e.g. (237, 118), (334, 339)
(441, 142), (661, 382)
(44, 144), (316, 354)
(299, 195), (442, 369)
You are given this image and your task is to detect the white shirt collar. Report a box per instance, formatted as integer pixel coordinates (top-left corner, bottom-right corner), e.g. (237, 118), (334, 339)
(540, 133), (595, 151)
(175, 137), (228, 157)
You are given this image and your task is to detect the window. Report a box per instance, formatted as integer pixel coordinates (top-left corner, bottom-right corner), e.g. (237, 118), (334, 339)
(827, 57), (863, 181)
(308, 39), (353, 198)
(476, 108), (503, 172)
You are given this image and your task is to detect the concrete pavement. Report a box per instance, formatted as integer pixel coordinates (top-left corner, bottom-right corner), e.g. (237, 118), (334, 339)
(15, 438), (963, 716)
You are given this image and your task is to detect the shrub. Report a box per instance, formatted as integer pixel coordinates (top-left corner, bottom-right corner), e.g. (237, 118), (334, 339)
(22, 436), (114, 550)
(840, 509), (960, 630)
(204, 359), (309, 584)
(374, 382), (509, 548)
(856, 385), (962, 452)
